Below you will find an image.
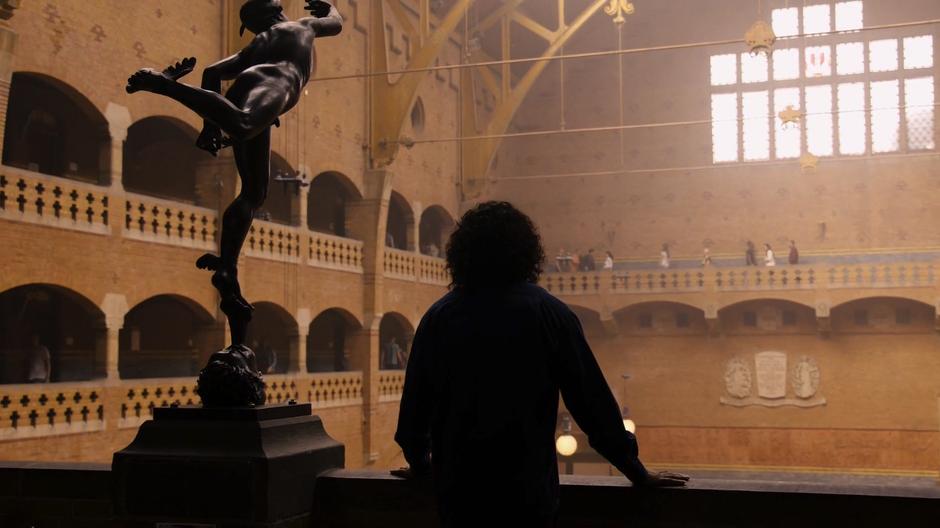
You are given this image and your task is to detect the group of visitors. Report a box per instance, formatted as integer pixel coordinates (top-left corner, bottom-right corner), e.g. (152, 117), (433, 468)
(554, 248), (615, 272)
(744, 240), (800, 267)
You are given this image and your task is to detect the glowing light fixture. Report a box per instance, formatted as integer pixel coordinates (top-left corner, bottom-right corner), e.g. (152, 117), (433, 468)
(555, 414), (578, 457)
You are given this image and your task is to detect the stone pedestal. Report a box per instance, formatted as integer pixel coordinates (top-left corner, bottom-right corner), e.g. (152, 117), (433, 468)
(112, 403), (344, 527)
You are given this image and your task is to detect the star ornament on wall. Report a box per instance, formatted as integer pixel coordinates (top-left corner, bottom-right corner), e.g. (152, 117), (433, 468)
(778, 105), (804, 128)
(605, 0), (635, 25)
(800, 153), (819, 172)
(745, 19), (776, 55)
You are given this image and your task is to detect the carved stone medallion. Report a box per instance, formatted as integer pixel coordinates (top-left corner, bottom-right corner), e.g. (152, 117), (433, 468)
(791, 356), (821, 399)
(724, 357), (752, 399)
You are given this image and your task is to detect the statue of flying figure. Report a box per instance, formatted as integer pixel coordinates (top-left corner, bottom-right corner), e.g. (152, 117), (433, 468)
(125, 0), (342, 405)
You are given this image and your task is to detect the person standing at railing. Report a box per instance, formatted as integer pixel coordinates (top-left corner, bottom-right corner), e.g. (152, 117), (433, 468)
(393, 201), (688, 528)
(26, 335), (51, 384)
(603, 251), (614, 270)
(702, 247), (713, 267)
(581, 249), (597, 271)
(745, 240), (757, 266)
(788, 240), (800, 265)
(764, 243), (776, 267)
(660, 243), (671, 269)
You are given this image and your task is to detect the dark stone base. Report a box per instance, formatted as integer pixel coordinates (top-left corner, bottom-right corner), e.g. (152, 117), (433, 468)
(112, 403), (344, 528)
(196, 344), (266, 407)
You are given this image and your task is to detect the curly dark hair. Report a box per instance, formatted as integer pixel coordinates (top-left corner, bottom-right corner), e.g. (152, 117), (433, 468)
(445, 201), (544, 289)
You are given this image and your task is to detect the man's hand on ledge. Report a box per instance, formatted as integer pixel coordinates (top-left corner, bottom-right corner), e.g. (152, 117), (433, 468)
(390, 466), (431, 480)
(642, 471), (691, 487)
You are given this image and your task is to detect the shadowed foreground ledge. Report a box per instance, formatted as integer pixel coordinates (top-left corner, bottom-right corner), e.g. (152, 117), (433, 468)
(1, 463), (940, 527)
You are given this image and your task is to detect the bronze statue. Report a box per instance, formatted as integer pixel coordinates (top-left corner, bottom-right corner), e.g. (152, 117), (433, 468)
(126, 0), (343, 405)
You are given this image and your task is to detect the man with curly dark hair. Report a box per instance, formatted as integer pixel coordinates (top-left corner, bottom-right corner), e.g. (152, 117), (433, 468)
(394, 201), (687, 527)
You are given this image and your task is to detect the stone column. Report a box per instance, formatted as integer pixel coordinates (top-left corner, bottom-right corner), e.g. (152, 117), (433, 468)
(104, 103), (132, 191)
(101, 294), (129, 381)
(412, 201), (423, 252)
(293, 308), (312, 373)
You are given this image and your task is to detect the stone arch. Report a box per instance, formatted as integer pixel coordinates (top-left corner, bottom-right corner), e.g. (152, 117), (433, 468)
(308, 171), (362, 237)
(119, 295), (220, 379)
(307, 308), (363, 372)
(245, 301), (298, 374)
(123, 116), (202, 203)
(831, 296), (935, 334)
(0, 284), (106, 383)
(2, 72), (110, 183)
(386, 191), (415, 251)
(614, 301), (707, 335)
(567, 304), (605, 338)
(379, 312), (414, 370)
(719, 299), (817, 335)
(419, 205), (455, 256)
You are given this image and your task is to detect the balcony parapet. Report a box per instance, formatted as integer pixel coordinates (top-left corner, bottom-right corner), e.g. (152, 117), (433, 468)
(309, 231), (365, 273)
(244, 219), (303, 263)
(0, 382), (106, 441)
(0, 166), (110, 236)
(122, 192), (217, 250)
(377, 370), (405, 402)
(383, 248), (449, 286)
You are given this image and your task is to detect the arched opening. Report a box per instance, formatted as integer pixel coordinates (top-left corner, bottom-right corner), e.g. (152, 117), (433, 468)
(419, 205), (455, 257)
(308, 171), (361, 237)
(831, 297), (935, 334)
(123, 117), (201, 203)
(386, 191), (414, 251)
(379, 312), (414, 370)
(718, 299), (816, 335)
(119, 295), (219, 379)
(2, 73), (109, 183)
(0, 284), (105, 384)
(307, 308), (362, 372)
(245, 302), (297, 374)
(258, 152), (298, 225)
(614, 302), (707, 335)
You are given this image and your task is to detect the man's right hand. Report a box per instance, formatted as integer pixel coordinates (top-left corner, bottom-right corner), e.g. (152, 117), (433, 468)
(642, 471), (690, 487)
(305, 0), (333, 17)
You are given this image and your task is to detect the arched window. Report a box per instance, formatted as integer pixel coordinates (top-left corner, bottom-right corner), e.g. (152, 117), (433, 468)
(386, 191), (414, 251)
(3, 73), (109, 183)
(119, 295), (219, 379)
(123, 117), (201, 203)
(0, 284), (105, 383)
(379, 312), (414, 370)
(308, 171), (361, 237)
(245, 302), (297, 374)
(307, 308), (362, 372)
(419, 205), (455, 256)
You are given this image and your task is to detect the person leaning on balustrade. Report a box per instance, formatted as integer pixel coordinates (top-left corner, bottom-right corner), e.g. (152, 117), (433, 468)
(392, 201), (688, 528)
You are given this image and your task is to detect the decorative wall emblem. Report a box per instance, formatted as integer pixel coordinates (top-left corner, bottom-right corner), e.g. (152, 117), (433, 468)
(721, 352), (826, 408)
(723, 357), (752, 399)
(791, 356), (820, 399)
(604, 0), (635, 25)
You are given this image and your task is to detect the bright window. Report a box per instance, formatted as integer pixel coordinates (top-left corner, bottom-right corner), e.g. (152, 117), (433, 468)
(836, 42), (864, 75)
(803, 4), (831, 35)
(741, 52), (769, 84)
(870, 80), (900, 153)
(774, 88), (802, 159)
(903, 36), (933, 70)
(905, 77), (935, 150)
(806, 46), (832, 77)
(711, 94), (739, 162)
(709, 2), (934, 164)
(837, 83), (866, 155)
(743, 91), (771, 160)
(806, 85), (834, 156)
(834, 1), (863, 31)
(711, 54), (737, 86)
(774, 49), (800, 81)
(869, 39), (898, 73)
(772, 7), (800, 38)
